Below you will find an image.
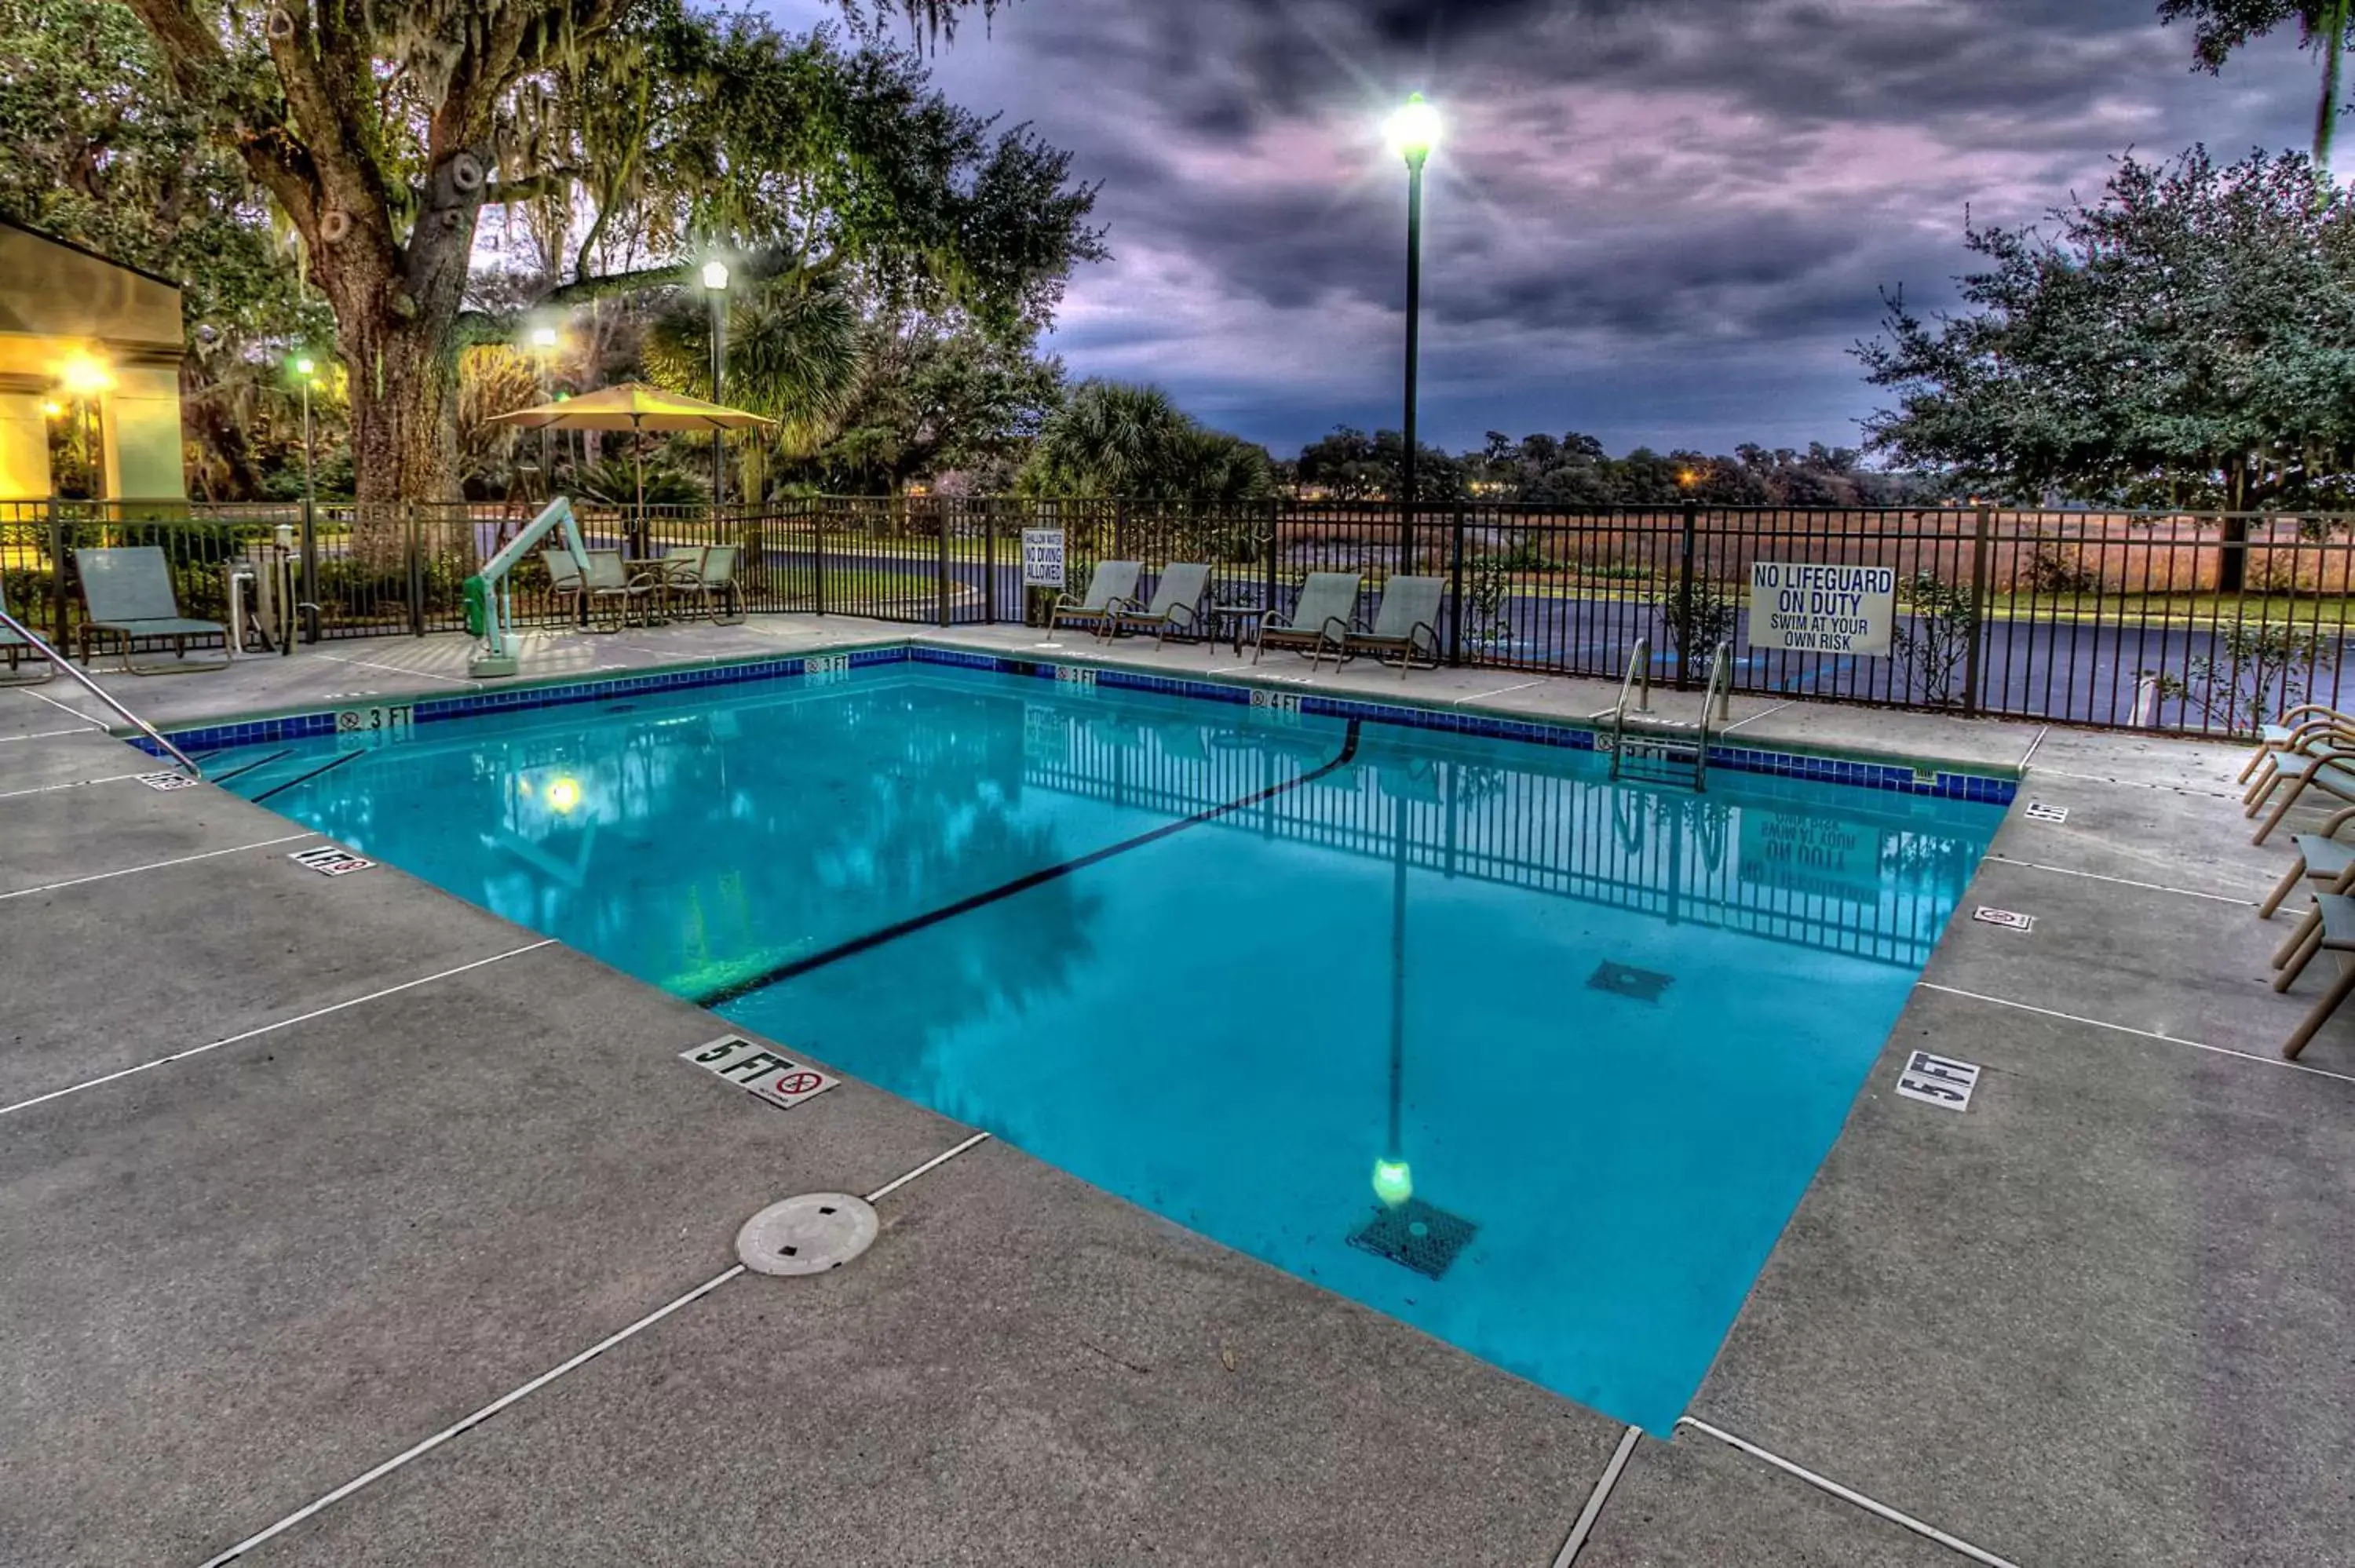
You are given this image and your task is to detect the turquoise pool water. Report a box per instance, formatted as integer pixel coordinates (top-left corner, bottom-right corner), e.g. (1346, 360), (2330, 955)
(206, 662), (2001, 1434)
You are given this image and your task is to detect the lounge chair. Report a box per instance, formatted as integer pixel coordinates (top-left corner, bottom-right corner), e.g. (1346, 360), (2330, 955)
(2269, 892), (2355, 1059)
(1345, 574), (1446, 677)
(2247, 735), (2355, 845)
(1109, 563), (1212, 645)
(1254, 572), (1361, 669)
(73, 546), (229, 674)
(1, 573), (53, 684)
(1048, 560), (1141, 638)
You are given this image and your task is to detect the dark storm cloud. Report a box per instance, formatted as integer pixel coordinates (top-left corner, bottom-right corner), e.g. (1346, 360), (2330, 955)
(779, 0), (2323, 452)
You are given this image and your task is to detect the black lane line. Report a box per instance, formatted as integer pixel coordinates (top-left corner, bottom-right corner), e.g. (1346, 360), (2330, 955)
(699, 718), (1364, 1008)
(208, 748), (294, 785)
(251, 750), (363, 804)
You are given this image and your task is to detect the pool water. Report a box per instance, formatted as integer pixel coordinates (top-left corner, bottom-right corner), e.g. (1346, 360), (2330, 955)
(207, 662), (2001, 1434)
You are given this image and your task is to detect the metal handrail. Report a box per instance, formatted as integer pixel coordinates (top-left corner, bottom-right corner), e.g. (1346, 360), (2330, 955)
(1607, 636), (1649, 781)
(1696, 639), (1735, 790)
(0, 606), (202, 778)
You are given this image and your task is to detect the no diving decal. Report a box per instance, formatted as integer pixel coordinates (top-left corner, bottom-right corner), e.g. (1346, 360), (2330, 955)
(1896, 1049), (1982, 1112)
(681, 1035), (839, 1110)
(290, 845), (374, 877)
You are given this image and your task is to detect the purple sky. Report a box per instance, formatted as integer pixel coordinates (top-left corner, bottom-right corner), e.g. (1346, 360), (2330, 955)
(775, 0), (2320, 458)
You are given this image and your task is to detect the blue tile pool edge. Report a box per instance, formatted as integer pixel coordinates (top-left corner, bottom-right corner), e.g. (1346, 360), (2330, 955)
(136, 640), (2019, 806)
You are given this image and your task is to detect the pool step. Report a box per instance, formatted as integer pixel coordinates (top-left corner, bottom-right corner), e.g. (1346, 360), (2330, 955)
(1608, 719), (1708, 791)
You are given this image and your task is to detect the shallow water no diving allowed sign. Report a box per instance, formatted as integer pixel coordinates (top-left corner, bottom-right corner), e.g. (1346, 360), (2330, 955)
(1747, 562), (1896, 657)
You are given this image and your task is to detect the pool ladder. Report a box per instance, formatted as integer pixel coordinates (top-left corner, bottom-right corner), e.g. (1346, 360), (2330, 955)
(1597, 639), (1732, 793)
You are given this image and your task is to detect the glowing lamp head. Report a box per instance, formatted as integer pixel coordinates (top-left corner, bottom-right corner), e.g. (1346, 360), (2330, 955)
(1372, 1158), (1414, 1208)
(530, 326), (557, 349)
(701, 260), (731, 292)
(546, 776), (582, 815)
(60, 354), (112, 396)
(294, 356), (315, 377)
(1386, 93), (1440, 164)
(1678, 469), (1698, 489)
(41, 399), (62, 418)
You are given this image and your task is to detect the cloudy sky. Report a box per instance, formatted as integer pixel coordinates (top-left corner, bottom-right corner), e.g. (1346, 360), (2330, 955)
(772, 0), (2320, 458)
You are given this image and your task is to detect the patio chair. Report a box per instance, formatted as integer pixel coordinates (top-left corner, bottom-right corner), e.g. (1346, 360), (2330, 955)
(73, 546), (229, 675)
(1254, 572), (1361, 669)
(2240, 703), (2355, 785)
(1109, 563), (1212, 645)
(2259, 805), (2355, 920)
(0, 573), (53, 684)
(580, 549), (659, 631)
(2269, 892), (2355, 1059)
(2247, 732), (2355, 845)
(1048, 560), (1141, 638)
(1345, 574), (1446, 677)
(670, 545), (742, 623)
(2243, 710), (2355, 800)
(542, 548), (589, 627)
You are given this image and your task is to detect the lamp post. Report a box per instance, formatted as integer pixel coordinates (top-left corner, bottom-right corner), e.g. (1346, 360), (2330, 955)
(293, 357), (317, 508)
(530, 327), (558, 498)
(1386, 93), (1439, 566)
(290, 355), (319, 636)
(702, 260), (730, 511)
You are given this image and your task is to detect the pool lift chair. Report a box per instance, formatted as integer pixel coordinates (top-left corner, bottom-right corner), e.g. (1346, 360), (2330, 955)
(469, 496), (596, 677)
(1594, 638), (1732, 793)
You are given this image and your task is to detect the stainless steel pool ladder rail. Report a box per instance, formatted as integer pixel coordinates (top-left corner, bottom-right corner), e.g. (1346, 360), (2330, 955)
(1693, 639), (1734, 792)
(1600, 636), (1652, 780)
(0, 604), (201, 779)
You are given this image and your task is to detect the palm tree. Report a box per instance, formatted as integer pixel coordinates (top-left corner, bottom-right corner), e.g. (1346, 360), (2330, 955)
(641, 275), (865, 495)
(1021, 380), (1194, 497)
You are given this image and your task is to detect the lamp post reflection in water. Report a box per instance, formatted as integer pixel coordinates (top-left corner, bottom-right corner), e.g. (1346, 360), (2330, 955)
(1374, 774), (1412, 1208)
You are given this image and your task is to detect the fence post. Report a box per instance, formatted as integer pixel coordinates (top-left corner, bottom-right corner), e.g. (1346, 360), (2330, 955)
(1448, 503), (1467, 666)
(46, 498), (65, 647)
(407, 508), (426, 636)
(1962, 504), (1993, 717)
(935, 503), (951, 628)
(1264, 498), (1280, 615)
(1674, 499), (1699, 691)
(982, 501), (999, 623)
(812, 503), (827, 617)
(298, 494), (319, 643)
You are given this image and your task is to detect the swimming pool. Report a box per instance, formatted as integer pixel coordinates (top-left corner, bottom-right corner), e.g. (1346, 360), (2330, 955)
(201, 658), (2003, 1434)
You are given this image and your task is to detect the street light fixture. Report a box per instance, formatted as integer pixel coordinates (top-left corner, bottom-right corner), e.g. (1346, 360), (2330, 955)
(1385, 93), (1438, 563)
(703, 260), (730, 509)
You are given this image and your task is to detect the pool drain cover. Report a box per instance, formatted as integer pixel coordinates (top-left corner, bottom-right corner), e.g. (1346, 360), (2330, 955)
(1348, 1198), (1477, 1281)
(1588, 961), (1673, 1001)
(734, 1193), (878, 1277)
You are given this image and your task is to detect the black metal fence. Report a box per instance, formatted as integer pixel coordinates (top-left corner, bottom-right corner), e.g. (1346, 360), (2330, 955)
(5, 494), (2350, 736)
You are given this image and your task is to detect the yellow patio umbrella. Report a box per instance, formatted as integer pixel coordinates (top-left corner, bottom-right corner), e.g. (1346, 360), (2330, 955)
(487, 381), (777, 523)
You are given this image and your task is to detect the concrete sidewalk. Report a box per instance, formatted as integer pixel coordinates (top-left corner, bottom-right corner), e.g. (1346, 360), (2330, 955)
(4, 618), (2353, 1566)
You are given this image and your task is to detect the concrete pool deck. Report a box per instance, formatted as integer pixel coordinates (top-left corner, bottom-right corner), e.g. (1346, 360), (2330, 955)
(4, 618), (2352, 1566)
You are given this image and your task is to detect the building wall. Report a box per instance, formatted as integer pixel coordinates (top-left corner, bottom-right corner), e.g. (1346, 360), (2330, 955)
(0, 223), (186, 502)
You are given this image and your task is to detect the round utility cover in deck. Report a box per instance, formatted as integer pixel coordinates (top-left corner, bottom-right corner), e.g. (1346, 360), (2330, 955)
(735, 1193), (878, 1276)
